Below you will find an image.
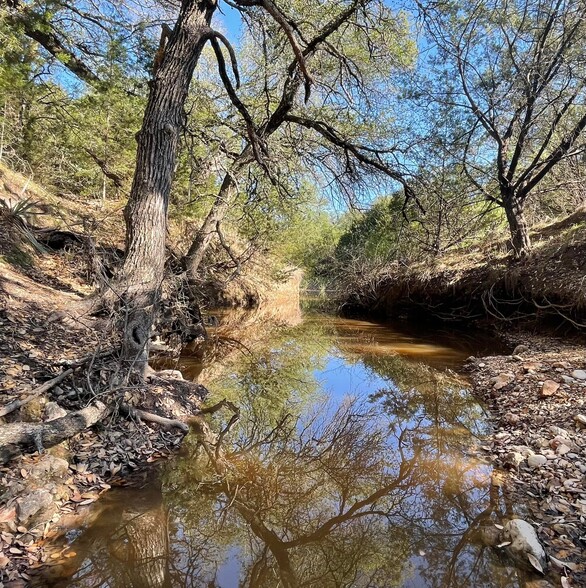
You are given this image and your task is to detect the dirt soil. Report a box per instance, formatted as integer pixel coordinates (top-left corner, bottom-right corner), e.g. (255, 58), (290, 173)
(0, 253), (205, 586)
(343, 207), (586, 328)
(466, 332), (586, 587)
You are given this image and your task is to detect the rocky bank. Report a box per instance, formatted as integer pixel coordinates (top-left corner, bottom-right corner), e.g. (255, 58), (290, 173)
(466, 337), (586, 587)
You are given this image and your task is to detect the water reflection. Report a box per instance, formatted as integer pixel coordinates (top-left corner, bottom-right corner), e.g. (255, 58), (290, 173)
(37, 311), (529, 588)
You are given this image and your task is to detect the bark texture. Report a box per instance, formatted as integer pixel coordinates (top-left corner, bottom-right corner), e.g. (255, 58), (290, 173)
(0, 402), (109, 464)
(184, 173), (237, 277)
(504, 193), (531, 257)
(120, 0), (218, 374)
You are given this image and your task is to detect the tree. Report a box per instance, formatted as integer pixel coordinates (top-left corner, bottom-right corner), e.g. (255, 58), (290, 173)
(420, 0), (586, 256)
(4, 0), (416, 376)
(182, 0), (416, 280)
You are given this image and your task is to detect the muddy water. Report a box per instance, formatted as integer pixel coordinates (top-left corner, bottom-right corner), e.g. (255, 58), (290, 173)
(39, 309), (529, 588)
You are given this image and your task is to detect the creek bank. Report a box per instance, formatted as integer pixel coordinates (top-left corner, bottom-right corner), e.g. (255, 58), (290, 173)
(0, 260), (209, 585)
(465, 335), (586, 587)
(339, 208), (586, 329)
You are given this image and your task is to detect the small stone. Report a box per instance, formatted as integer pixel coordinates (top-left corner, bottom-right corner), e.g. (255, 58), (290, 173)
(501, 519), (547, 572)
(26, 455), (69, 479)
(527, 454), (547, 468)
(493, 372), (515, 390)
(540, 380), (560, 397)
(549, 425), (570, 438)
(556, 444), (571, 455)
(510, 445), (534, 457)
(504, 413), (520, 425)
(573, 414), (586, 428)
(571, 369), (586, 380)
(561, 375), (576, 384)
(44, 402), (67, 421)
(503, 452), (525, 468)
(513, 344), (529, 355)
(478, 524), (500, 546)
(16, 489), (54, 523)
(523, 362), (542, 373)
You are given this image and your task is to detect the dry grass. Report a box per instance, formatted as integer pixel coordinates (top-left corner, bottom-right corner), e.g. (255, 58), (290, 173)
(341, 210), (586, 328)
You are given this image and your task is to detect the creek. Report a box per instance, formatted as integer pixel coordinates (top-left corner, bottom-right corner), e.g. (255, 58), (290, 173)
(37, 303), (535, 588)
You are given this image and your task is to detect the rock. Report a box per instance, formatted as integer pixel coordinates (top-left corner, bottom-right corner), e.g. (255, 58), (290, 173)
(510, 445), (534, 457)
(44, 402), (68, 421)
(513, 344), (529, 355)
(26, 455), (69, 480)
(552, 361), (570, 369)
(550, 435), (572, 449)
(156, 369), (184, 380)
(549, 425), (570, 438)
(556, 443), (571, 455)
(540, 380), (559, 397)
(501, 519), (547, 572)
(523, 362), (542, 373)
(573, 414), (586, 428)
(16, 489), (54, 523)
(493, 372), (515, 390)
(503, 452), (526, 469)
(477, 524), (500, 546)
(561, 375), (576, 384)
(504, 413), (520, 425)
(571, 369), (586, 380)
(527, 454), (547, 468)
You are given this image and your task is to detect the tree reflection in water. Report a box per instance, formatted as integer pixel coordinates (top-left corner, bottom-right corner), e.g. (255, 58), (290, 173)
(39, 314), (526, 588)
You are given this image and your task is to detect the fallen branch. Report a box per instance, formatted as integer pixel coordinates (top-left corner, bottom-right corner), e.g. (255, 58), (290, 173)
(0, 401), (109, 465)
(118, 404), (189, 433)
(0, 369), (74, 418)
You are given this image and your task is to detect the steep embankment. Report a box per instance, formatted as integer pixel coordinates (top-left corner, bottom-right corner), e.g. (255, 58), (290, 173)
(343, 208), (586, 329)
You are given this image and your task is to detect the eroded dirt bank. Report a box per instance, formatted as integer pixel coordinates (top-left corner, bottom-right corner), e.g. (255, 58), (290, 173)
(340, 208), (586, 330)
(0, 260), (208, 586)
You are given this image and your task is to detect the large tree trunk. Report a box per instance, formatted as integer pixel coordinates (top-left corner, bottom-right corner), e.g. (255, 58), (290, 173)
(119, 0), (217, 375)
(503, 193), (531, 257)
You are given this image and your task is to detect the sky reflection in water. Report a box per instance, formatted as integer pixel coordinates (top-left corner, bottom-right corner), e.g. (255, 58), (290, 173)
(41, 310), (527, 588)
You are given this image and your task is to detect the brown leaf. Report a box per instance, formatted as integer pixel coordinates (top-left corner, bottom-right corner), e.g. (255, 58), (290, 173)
(527, 553), (544, 574)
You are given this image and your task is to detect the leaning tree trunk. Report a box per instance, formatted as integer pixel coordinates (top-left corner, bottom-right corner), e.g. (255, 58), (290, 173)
(120, 0), (217, 376)
(503, 192), (531, 257)
(184, 173), (237, 280)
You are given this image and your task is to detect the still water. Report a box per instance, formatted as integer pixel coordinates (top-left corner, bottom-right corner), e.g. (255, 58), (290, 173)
(39, 309), (530, 588)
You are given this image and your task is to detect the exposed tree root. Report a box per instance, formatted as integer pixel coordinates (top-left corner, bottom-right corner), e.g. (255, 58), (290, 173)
(118, 403), (189, 433)
(0, 401), (109, 464)
(0, 368), (73, 418)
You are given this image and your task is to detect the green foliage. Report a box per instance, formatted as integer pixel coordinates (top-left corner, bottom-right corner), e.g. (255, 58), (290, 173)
(336, 195), (407, 262)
